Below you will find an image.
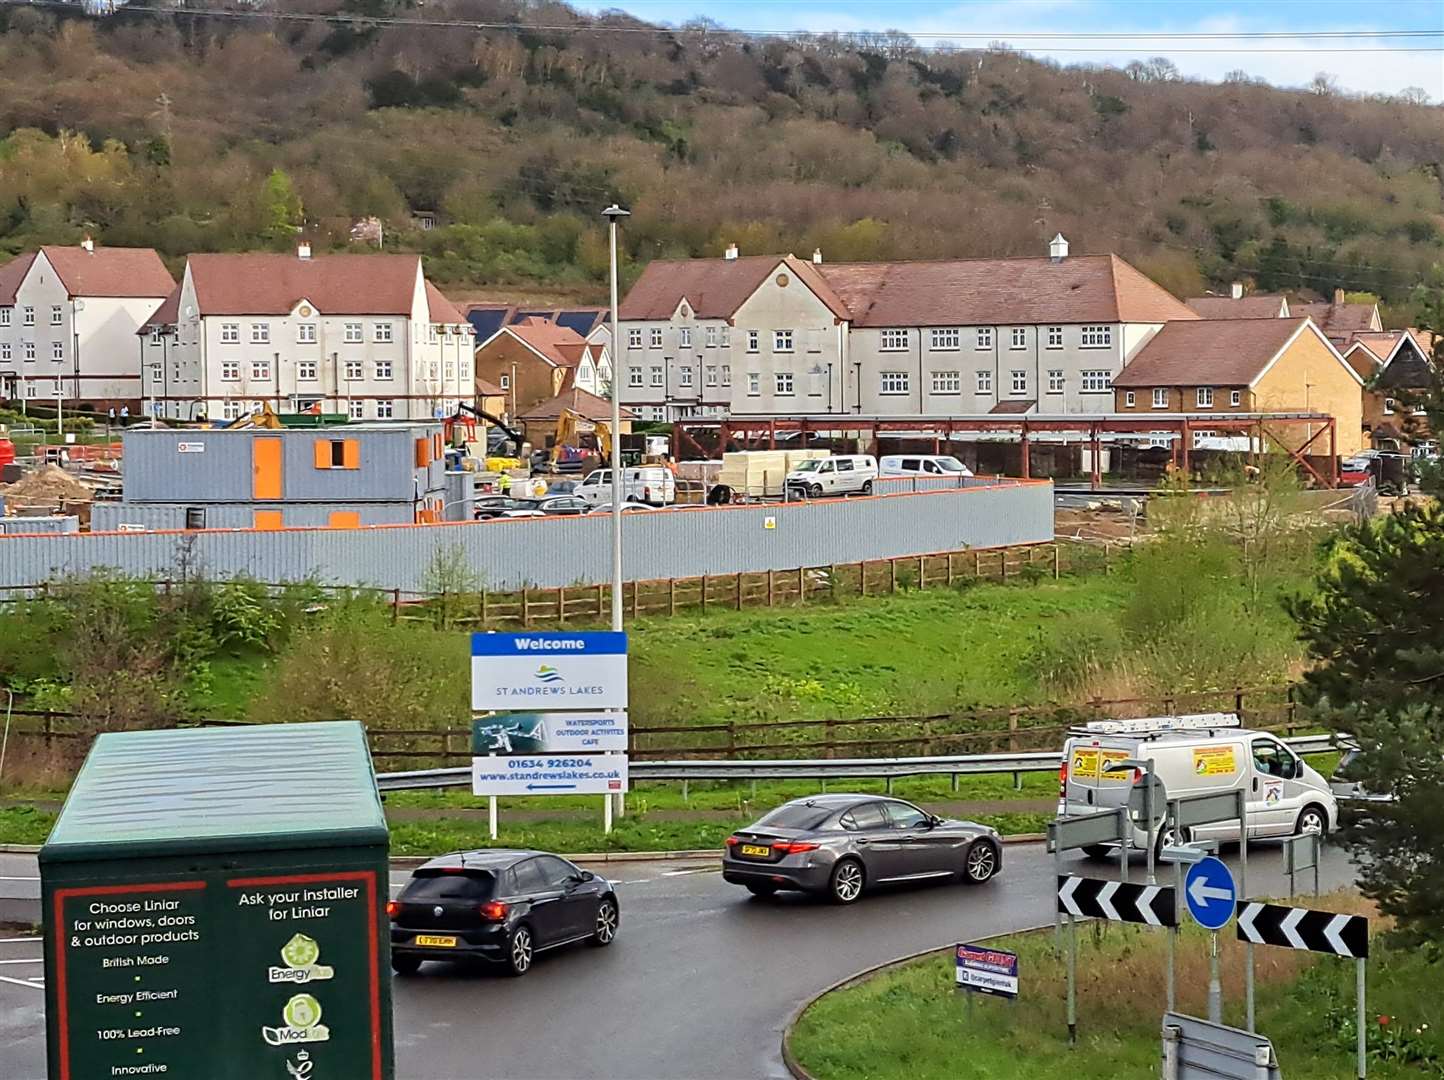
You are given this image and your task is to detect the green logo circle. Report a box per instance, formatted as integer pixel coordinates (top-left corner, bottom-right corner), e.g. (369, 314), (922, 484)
(284, 994), (323, 1030)
(280, 933), (321, 969)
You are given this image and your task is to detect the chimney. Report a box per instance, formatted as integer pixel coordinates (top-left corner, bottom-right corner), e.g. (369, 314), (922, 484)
(1048, 233), (1069, 263)
(1333, 287), (1345, 305)
(724, 243), (738, 261)
(812, 248), (823, 264)
(1230, 282), (1244, 300)
(80, 235), (94, 254)
(297, 242), (312, 260)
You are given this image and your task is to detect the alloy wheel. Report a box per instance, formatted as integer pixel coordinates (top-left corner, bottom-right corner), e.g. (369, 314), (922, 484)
(1299, 808), (1327, 836)
(966, 843), (997, 882)
(832, 860), (864, 903)
(594, 901), (618, 945)
(509, 927), (533, 975)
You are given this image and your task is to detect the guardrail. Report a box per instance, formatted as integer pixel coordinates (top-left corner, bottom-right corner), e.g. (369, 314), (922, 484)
(374, 733), (1343, 792)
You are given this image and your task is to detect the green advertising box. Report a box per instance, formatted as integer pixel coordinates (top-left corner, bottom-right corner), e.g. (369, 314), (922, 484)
(40, 722), (394, 1080)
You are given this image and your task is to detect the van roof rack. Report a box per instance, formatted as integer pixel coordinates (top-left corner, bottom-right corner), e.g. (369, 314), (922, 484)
(1072, 712), (1241, 736)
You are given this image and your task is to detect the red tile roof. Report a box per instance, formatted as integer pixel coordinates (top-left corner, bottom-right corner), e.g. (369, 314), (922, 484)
(1112, 317), (1316, 387)
(39, 245), (174, 298)
(424, 281), (464, 324)
(138, 286), (182, 332)
(620, 254), (849, 321)
(495, 318), (595, 369)
(519, 386), (636, 421)
(476, 376), (506, 397)
(1291, 301), (1379, 335)
(0, 252), (36, 305)
(187, 253), (421, 316)
(1186, 295), (1289, 319)
(989, 399), (1036, 414)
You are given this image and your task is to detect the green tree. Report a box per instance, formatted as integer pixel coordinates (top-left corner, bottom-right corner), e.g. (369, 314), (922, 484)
(260, 167), (303, 247)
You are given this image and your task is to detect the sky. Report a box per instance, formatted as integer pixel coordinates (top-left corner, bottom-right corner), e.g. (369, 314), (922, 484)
(585, 0), (1444, 98)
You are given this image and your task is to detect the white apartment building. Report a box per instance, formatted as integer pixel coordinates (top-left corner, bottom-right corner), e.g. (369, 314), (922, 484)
(140, 247), (474, 422)
(614, 237), (1200, 420)
(0, 241), (175, 409)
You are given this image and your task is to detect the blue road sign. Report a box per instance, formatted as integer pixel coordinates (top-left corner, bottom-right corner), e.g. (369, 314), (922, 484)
(1185, 856), (1237, 930)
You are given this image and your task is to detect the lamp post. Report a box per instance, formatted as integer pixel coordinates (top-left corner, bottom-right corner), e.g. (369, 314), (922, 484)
(602, 204), (630, 633)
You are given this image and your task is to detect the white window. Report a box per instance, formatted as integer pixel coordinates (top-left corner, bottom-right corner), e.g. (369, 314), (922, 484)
(25, 383), (35, 398)
(427, 325), (440, 344)
(50, 305), (62, 326)
(706, 326), (718, 347)
(374, 360), (392, 381)
(499, 373), (510, 391)
(649, 328), (663, 349)
(345, 360), (364, 380)
(149, 327), (164, 346)
(930, 328), (960, 350)
(775, 372), (794, 395)
(628, 367), (643, 388)
(880, 329), (910, 352)
(51, 341), (63, 361)
(722, 365), (731, 386)
(220, 323), (239, 344)
(23, 342), (35, 361)
(297, 360), (316, 381)
(1046, 326), (1063, 349)
(706, 366), (718, 387)
(623, 328), (641, 349)
(1080, 325), (1112, 348)
(976, 369), (992, 394)
(975, 328), (992, 349)
(1010, 370), (1028, 394)
(427, 362), (439, 380)
(1081, 370), (1112, 393)
(251, 360), (270, 381)
(650, 365), (663, 387)
(880, 371), (909, 395)
(344, 322), (362, 344)
(721, 326), (731, 347)
(444, 362), (455, 380)
(773, 330), (794, 353)
(460, 359), (470, 381)
(679, 327), (692, 348)
(348, 399), (365, 420)
(747, 372), (760, 395)
(376, 399), (394, 419)
(1010, 328), (1027, 349)
(1047, 370), (1064, 393)
(22, 306), (34, 327)
(931, 370), (960, 394)
(747, 330), (759, 353)
(221, 400), (241, 421)
(1124, 391), (1136, 408)
(375, 323), (393, 343)
(1384, 397), (1396, 414)
(680, 367), (693, 388)
(221, 360), (239, 381)
(250, 323), (270, 344)
(1230, 390), (1242, 407)
(1153, 388), (1168, 409)
(297, 323), (317, 344)
(0, 309), (9, 326)
(1197, 386), (1214, 408)
(0, 343), (8, 360)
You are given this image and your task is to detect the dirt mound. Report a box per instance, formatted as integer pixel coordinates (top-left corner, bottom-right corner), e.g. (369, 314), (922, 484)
(0, 464), (95, 506)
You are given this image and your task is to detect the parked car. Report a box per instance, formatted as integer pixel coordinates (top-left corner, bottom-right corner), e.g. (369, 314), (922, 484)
(586, 502), (655, 515)
(388, 849), (619, 977)
(474, 497), (543, 520)
(784, 455), (878, 499)
(540, 477), (581, 496)
(879, 454), (973, 478)
(722, 794), (1002, 904)
(576, 466), (677, 507)
(536, 495), (591, 516)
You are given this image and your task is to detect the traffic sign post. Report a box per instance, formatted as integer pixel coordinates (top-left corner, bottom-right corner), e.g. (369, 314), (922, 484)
(1185, 856), (1236, 1025)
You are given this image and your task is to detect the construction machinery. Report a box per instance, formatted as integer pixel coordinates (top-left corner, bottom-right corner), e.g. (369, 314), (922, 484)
(552, 408), (610, 465)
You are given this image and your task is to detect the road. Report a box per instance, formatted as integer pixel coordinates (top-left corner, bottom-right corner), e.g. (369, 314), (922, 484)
(0, 842), (1357, 1080)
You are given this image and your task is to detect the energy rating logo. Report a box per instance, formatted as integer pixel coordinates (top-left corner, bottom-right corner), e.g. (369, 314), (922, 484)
(534, 665), (564, 684)
(262, 993), (331, 1046)
(269, 933), (335, 984)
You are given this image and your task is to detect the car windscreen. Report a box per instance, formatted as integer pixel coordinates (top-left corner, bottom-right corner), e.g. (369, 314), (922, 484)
(755, 803), (835, 830)
(936, 458), (965, 472)
(401, 870), (498, 901)
(792, 460), (821, 472)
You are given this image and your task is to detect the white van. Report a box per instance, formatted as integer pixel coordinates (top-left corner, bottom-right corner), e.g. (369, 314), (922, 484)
(1057, 713), (1336, 857)
(784, 455), (878, 498)
(879, 454), (973, 478)
(576, 467), (676, 507)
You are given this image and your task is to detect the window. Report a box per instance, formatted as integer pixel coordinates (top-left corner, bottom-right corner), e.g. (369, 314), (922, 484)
(343, 322), (362, 343)
(773, 330), (794, 353)
(221, 361), (239, 381)
(250, 359), (271, 381)
(931, 370), (960, 394)
(348, 400), (365, 420)
(1153, 388), (1168, 409)
(679, 366), (693, 388)
(460, 359), (470, 381)
(375, 323), (393, 343)
(24, 383), (34, 398)
(0, 343), (8, 360)
(344, 360), (364, 381)
(499, 373), (510, 390)
(880, 329), (909, 352)
(705, 365), (718, 387)
(50, 305), (62, 326)
(1046, 326), (1063, 349)
(649, 328), (663, 349)
(628, 367), (643, 388)
(221, 400), (241, 421)
(839, 802), (889, 831)
(721, 325), (731, 347)
(250, 323), (270, 344)
(22, 306), (34, 327)
(444, 362), (455, 381)
(1125, 391), (1136, 408)
(975, 328), (992, 349)
(374, 360), (392, 381)
(679, 327), (692, 348)
(1080, 325), (1112, 348)
(23, 342), (35, 361)
(775, 372), (794, 395)
(1010, 328), (1027, 349)
(706, 326), (718, 347)
(746, 330), (759, 353)
(297, 323), (317, 344)
(297, 360), (316, 382)
(1010, 370), (1028, 394)
(880, 371), (909, 395)
(930, 328), (960, 350)
(220, 323), (239, 344)
(976, 369), (992, 394)
(650, 365), (663, 387)
(1196, 386), (1214, 408)
(427, 362), (439, 380)
(51, 341), (64, 362)
(1384, 397), (1395, 414)
(1081, 371), (1112, 393)
(317, 438), (360, 469)
(1230, 389), (1242, 407)
(0, 309), (9, 326)
(882, 801), (929, 830)
(1250, 739), (1298, 780)
(149, 327), (164, 346)
(721, 365), (731, 386)
(627, 328), (643, 349)
(747, 372), (760, 395)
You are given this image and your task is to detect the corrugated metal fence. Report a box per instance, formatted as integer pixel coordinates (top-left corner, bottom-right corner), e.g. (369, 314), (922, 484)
(0, 480), (1054, 592)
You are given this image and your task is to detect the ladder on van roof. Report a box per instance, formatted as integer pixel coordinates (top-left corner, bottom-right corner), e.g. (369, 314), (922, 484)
(1070, 712), (1241, 737)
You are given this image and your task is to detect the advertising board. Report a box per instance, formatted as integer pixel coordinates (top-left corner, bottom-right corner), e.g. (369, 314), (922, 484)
(471, 754), (629, 797)
(471, 712), (627, 754)
(955, 943), (1019, 999)
(471, 632), (628, 712)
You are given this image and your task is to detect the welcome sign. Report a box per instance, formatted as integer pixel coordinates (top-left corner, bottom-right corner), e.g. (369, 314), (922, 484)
(470, 632), (629, 712)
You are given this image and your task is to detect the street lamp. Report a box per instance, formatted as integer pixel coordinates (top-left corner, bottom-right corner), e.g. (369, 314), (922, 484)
(602, 204), (630, 633)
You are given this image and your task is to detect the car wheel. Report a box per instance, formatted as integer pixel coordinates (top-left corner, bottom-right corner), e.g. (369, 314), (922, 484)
(862, 480), (873, 494)
(390, 955), (421, 976)
(1082, 844), (1114, 861)
(809, 483), (823, 498)
(963, 840), (999, 884)
(744, 882), (777, 898)
(828, 858), (865, 904)
(590, 898), (619, 947)
(1296, 804), (1329, 838)
(505, 925), (534, 977)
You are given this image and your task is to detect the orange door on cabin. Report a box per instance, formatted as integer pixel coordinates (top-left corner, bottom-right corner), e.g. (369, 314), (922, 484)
(253, 510), (283, 530)
(252, 437), (283, 500)
(328, 511), (361, 529)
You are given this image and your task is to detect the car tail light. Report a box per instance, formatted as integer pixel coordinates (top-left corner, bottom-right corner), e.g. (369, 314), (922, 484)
(1133, 767), (1144, 784)
(1058, 760), (1068, 797)
(725, 835), (741, 847)
(385, 901), (401, 919)
(771, 841), (821, 855)
(479, 901), (509, 921)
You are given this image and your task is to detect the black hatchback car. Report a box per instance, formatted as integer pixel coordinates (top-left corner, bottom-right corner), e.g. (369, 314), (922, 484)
(388, 850), (619, 976)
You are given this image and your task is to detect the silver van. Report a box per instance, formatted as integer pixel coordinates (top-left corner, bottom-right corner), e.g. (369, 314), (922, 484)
(879, 454), (973, 478)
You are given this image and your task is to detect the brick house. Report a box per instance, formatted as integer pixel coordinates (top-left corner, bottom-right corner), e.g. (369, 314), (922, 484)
(473, 317), (611, 422)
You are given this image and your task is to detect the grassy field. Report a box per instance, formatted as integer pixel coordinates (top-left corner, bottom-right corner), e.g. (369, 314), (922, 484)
(791, 894), (1439, 1080)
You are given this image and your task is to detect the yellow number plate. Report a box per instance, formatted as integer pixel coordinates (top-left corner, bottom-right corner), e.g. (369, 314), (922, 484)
(740, 844), (770, 857)
(414, 934), (457, 947)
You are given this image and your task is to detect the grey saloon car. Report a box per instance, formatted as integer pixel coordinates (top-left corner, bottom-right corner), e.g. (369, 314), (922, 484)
(722, 794), (1002, 903)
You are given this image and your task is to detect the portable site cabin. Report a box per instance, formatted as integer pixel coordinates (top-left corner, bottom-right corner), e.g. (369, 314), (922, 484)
(39, 722), (393, 1080)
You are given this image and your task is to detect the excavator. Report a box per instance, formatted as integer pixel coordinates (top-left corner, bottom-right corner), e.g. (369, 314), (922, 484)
(551, 408), (610, 466)
(223, 403), (285, 430)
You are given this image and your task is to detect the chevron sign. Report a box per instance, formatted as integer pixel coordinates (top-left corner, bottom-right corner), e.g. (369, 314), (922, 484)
(1236, 902), (1369, 958)
(1056, 876), (1177, 927)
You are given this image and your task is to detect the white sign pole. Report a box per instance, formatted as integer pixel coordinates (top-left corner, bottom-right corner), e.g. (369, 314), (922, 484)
(489, 753), (498, 840)
(603, 782), (613, 835)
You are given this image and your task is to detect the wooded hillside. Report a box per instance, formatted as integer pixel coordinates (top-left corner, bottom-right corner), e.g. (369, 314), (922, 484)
(0, 0), (1440, 314)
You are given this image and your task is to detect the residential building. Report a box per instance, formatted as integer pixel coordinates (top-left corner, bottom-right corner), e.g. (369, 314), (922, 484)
(464, 304), (608, 343)
(0, 241), (175, 409)
(1111, 317), (1365, 455)
(138, 247), (473, 422)
(1340, 329), (1437, 449)
(518, 386), (636, 449)
(1291, 290), (1383, 347)
(1186, 285), (1290, 319)
(613, 236), (1198, 420)
(473, 316), (611, 421)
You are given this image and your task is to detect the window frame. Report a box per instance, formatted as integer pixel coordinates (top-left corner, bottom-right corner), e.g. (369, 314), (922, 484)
(774, 371), (794, 395)
(773, 330), (794, 354)
(879, 328), (910, 352)
(627, 328), (643, 349)
(975, 327), (992, 350)
(930, 328), (960, 351)
(649, 328), (663, 349)
(930, 370), (961, 395)
(879, 370), (910, 396)
(1080, 370), (1112, 394)
(296, 323), (317, 344)
(1230, 389), (1242, 407)
(1010, 370), (1028, 395)
(1010, 327), (1027, 350)
(747, 372), (760, 395)
(1152, 388), (1168, 409)
(1197, 386), (1214, 409)
(296, 360), (317, 382)
(1046, 326), (1064, 349)
(650, 365), (664, 388)
(221, 360), (240, 382)
(1080, 325), (1113, 349)
(1124, 390), (1136, 408)
(1047, 370), (1065, 394)
(976, 369), (993, 395)
(249, 323), (270, 345)
(628, 367), (643, 388)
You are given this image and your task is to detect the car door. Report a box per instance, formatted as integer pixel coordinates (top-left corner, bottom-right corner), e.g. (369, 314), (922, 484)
(534, 855), (593, 939)
(1246, 737), (1297, 836)
(838, 802), (897, 881)
(881, 800), (949, 876)
(512, 858), (568, 946)
(833, 457), (855, 493)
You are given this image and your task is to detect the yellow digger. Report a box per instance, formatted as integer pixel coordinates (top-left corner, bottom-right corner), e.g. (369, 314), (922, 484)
(551, 408), (610, 466)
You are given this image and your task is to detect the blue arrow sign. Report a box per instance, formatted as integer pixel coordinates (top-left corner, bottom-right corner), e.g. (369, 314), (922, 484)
(1184, 856), (1237, 930)
(527, 783), (577, 791)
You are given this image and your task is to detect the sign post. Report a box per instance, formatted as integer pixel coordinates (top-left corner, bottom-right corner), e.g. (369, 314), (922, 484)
(1184, 856), (1237, 1025)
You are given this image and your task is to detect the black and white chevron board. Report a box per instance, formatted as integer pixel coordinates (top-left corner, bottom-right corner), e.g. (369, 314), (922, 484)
(1235, 902), (1369, 958)
(1056, 876), (1177, 927)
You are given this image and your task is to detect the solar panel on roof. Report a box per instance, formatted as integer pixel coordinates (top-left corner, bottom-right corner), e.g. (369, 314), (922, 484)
(556, 310), (603, 335)
(468, 309), (508, 341)
(513, 310), (554, 323)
